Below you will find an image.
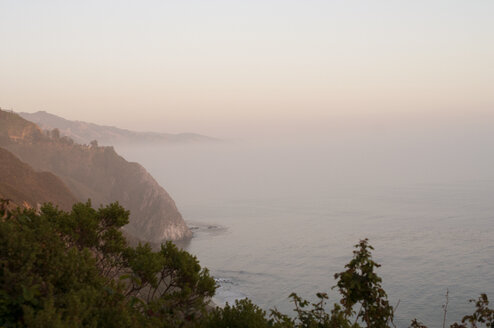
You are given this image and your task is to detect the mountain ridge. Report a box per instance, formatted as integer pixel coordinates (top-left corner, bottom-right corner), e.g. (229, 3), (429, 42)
(19, 110), (217, 146)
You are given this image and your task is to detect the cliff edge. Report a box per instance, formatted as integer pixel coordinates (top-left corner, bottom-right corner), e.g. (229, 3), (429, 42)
(0, 109), (191, 242)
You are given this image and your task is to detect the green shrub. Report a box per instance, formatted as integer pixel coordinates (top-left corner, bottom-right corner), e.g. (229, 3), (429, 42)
(0, 199), (215, 327)
(0, 199), (492, 327)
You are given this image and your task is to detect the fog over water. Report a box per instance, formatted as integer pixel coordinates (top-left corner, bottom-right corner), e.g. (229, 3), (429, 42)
(2, 1), (493, 325)
(116, 116), (494, 327)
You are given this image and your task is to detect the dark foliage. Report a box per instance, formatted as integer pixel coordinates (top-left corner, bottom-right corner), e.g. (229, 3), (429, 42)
(0, 199), (215, 327)
(202, 239), (493, 328)
(0, 199), (491, 327)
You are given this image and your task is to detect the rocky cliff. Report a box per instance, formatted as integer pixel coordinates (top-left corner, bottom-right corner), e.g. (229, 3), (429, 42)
(0, 147), (77, 211)
(0, 110), (191, 242)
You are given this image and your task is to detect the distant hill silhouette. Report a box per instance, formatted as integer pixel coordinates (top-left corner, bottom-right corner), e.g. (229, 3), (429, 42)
(0, 147), (77, 211)
(0, 109), (191, 242)
(19, 111), (217, 146)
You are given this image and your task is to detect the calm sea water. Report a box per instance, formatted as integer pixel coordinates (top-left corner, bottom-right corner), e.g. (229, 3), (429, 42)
(116, 139), (494, 327)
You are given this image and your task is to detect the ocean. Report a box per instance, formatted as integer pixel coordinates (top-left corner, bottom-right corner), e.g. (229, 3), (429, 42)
(116, 134), (494, 327)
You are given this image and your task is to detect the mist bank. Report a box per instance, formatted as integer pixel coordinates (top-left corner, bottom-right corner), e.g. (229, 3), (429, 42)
(113, 113), (494, 326)
(115, 113), (494, 208)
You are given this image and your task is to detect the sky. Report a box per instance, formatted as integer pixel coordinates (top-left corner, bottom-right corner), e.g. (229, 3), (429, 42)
(0, 0), (493, 137)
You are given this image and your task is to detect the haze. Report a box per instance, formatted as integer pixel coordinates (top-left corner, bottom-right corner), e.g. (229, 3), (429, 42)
(1, 0), (493, 137)
(2, 2), (494, 325)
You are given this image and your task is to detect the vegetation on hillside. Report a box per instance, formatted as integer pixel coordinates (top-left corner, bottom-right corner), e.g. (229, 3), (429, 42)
(0, 199), (492, 327)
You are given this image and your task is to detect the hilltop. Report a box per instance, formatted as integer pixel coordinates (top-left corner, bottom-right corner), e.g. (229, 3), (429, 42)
(0, 109), (191, 242)
(19, 110), (217, 146)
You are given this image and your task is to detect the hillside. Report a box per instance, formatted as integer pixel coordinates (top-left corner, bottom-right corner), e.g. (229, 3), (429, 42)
(0, 147), (77, 211)
(0, 109), (191, 242)
(19, 110), (216, 146)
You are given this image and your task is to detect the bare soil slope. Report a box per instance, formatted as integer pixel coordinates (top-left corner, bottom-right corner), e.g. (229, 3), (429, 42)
(0, 147), (77, 211)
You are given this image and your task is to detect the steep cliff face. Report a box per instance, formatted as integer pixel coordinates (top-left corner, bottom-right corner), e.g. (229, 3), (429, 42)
(0, 147), (77, 211)
(0, 110), (191, 242)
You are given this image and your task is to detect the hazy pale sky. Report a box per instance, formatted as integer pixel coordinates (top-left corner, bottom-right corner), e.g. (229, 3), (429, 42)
(1, 1), (493, 136)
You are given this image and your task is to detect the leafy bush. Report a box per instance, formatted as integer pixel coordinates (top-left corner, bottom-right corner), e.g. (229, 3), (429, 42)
(0, 199), (215, 327)
(0, 199), (492, 327)
(203, 298), (272, 328)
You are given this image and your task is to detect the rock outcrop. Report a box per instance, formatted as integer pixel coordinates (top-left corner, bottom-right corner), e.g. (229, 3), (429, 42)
(0, 109), (191, 242)
(0, 147), (77, 211)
